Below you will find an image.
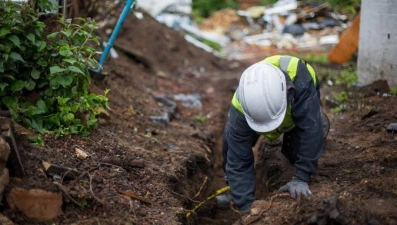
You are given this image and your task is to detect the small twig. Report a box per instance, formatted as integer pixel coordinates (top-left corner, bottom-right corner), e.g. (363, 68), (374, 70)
(261, 193), (289, 214)
(98, 162), (125, 170)
(231, 193), (291, 224)
(88, 172), (105, 205)
(294, 193), (303, 212)
(54, 181), (83, 208)
(204, 154), (210, 163)
(192, 176), (208, 199)
(246, 193), (289, 225)
(117, 189), (159, 206)
(169, 190), (201, 203)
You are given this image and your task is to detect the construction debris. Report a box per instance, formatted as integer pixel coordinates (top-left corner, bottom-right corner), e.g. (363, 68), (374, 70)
(139, 0), (358, 61)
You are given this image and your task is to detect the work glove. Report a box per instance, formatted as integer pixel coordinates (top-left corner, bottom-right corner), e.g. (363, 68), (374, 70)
(278, 176), (312, 199)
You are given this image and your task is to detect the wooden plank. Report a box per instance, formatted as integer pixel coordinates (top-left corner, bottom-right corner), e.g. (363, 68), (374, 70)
(327, 13), (361, 64)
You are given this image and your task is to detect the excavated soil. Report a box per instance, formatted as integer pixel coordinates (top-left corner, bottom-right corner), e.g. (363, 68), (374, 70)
(2, 7), (397, 225)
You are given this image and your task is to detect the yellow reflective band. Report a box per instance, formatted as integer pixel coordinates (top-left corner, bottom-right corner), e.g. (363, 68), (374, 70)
(231, 92), (244, 113)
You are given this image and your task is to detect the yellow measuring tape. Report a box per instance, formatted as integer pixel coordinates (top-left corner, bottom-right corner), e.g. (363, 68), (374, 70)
(186, 186), (230, 218)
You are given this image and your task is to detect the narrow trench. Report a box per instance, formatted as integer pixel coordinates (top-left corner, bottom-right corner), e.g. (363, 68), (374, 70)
(174, 73), (290, 224)
(182, 125), (290, 225)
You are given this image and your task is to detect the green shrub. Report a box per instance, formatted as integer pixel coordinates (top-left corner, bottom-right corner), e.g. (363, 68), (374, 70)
(0, 1), (109, 136)
(390, 87), (397, 95)
(335, 67), (357, 88)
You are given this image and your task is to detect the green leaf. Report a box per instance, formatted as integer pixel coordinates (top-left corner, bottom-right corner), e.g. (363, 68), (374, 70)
(48, 116), (60, 126)
(57, 97), (70, 105)
(31, 117), (43, 130)
(8, 35), (20, 48)
(36, 100), (48, 112)
(63, 113), (74, 122)
(0, 83), (8, 91)
(55, 75), (73, 87)
(62, 58), (77, 65)
(87, 118), (97, 127)
(68, 66), (84, 74)
(10, 80), (26, 91)
(59, 45), (73, 57)
(2, 96), (18, 110)
(31, 69), (40, 79)
(27, 33), (35, 43)
(71, 86), (77, 95)
(38, 41), (46, 51)
(0, 28), (10, 37)
(9, 52), (25, 62)
(49, 79), (60, 89)
(50, 66), (66, 75)
(25, 80), (36, 91)
(27, 100), (48, 115)
(57, 39), (68, 45)
(47, 32), (59, 39)
(37, 58), (48, 66)
(37, 80), (48, 88)
(61, 29), (72, 37)
(44, 88), (53, 95)
(0, 74), (14, 80)
(31, 136), (45, 146)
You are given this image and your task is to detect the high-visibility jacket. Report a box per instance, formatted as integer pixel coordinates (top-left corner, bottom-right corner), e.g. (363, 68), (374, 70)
(223, 55), (324, 211)
(231, 55), (317, 140)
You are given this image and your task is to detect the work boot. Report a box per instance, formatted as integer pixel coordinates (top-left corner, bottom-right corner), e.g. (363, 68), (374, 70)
(232, 200), (268, 225)
(215, 191), (233, 209)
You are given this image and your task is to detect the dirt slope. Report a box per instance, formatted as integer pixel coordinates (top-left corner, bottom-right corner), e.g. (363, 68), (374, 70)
(2, 9), (397, 225)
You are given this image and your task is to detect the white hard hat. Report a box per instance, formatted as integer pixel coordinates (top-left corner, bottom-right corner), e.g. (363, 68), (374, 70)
(237, 62), (287, 132)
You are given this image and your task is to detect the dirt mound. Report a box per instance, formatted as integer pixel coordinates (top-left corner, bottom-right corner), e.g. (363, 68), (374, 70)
(2, 10), (248, 225)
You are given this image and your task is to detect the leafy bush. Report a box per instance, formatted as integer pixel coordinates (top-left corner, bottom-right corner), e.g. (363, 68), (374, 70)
(0, 1), (109, 136)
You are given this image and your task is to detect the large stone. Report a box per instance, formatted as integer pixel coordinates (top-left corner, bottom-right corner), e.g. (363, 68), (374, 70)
(6, 188), (63, 221)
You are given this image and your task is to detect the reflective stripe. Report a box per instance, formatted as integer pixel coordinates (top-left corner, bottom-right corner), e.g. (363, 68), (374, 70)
(264, 55), (317, 85)
(231, 92), (244, 113)
(279, 56), (292, 74)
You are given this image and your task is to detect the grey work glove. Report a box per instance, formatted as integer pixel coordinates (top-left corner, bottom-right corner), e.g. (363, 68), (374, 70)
(278, 177), (312, 199)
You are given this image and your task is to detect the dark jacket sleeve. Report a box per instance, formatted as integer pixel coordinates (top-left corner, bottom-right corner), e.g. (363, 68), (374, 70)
(223, 106), (258, 211)
(289, 61), (324, 182)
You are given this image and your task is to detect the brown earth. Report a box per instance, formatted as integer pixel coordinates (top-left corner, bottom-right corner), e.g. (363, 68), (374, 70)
(1, 6), (397, 225)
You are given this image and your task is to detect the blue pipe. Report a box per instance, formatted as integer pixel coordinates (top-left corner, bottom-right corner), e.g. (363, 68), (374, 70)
(96, 0), (135, 71)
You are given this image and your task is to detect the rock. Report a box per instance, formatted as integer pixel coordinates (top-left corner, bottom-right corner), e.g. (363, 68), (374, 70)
(0, 168), (10, 202)
(0, 214), (13, 225)
(6, 187), (63, 221)
(386, 123), (397, 132)
(0, 137), (10, 172)
(75, 147), (89, 160)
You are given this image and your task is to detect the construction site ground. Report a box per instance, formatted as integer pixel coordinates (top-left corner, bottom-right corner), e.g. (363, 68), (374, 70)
(2, 9), (397, 225)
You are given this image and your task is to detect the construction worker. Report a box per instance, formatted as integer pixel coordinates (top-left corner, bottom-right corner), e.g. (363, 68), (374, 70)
(219, 55), (330, 215)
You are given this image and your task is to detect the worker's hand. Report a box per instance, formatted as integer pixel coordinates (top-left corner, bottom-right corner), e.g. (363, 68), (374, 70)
(278, 177), (312, 199)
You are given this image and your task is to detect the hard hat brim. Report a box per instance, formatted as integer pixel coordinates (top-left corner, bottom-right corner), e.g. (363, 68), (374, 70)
(244, 107), (286, 133)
